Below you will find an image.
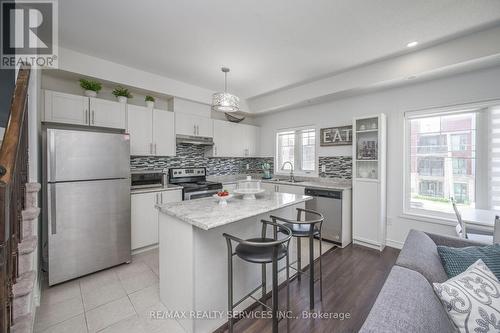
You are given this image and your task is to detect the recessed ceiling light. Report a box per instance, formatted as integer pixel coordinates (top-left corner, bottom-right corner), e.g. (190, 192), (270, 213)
(407, 41), (418, 48)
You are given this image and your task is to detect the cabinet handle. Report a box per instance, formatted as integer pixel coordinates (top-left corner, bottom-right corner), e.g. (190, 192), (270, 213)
(214, 146), (217, 156)
(194, 125), (197, 136)
(150, 143), (153, 154)
(91, 110), (95, 124)
(161, 192), (163, 204)
(197, 125), (199, 136)
(156, 193), (159, 204)
(85, 110), (88, 124)
(154, 143), (157, 155)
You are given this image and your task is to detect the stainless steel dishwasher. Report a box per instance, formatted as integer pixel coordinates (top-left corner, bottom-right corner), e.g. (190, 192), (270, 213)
(305, 188), (344, 245)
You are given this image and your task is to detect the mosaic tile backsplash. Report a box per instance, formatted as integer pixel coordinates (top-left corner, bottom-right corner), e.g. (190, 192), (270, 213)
(131, 144), (274, 176)
(319, 156), (352, 179)
(131, 144), (352, 179)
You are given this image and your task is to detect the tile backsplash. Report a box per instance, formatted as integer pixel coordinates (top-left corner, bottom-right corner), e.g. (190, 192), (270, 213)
(131, 144), (352, 179)
(319, 156), (352, 179)
(131, 144), (273, 176)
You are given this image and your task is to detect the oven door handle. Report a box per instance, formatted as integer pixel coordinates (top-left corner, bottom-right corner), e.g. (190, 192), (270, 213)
(184, 189), (220, 200)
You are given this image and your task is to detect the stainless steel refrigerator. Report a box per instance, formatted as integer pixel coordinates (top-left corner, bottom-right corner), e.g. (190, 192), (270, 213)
(43, 127), (131, 285)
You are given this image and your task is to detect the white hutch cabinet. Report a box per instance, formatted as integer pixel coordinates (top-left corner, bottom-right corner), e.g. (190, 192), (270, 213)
(352, 114), (387, 250)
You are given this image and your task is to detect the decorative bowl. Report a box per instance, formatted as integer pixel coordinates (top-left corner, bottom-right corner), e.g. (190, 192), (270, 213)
(213, 193), (233, 206)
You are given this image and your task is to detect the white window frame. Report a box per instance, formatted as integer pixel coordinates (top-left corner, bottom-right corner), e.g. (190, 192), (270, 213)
(275, 125), (318, 177)
(402, 100), (499, 223)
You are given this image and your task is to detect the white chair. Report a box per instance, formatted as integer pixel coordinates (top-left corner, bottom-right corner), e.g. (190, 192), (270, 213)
(494, 215), (500, 244)
(451, 198), (493, 244)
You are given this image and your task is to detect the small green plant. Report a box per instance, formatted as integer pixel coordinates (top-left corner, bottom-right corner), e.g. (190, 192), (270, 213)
(145, 95), (155, 102)
(79, 79), (102, 92)
(112, 86), (132, 98)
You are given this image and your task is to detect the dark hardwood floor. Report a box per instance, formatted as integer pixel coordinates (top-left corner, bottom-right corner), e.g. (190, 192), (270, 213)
(222, 244), (399, 333)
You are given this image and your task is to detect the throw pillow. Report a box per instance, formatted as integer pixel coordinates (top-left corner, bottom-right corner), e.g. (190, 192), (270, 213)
(437, 244), (500, 279)
(433, 259), (500, 333)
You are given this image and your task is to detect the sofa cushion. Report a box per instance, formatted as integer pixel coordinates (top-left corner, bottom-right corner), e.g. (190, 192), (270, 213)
(433, 259), (500, 333)
(359, 266), (457, 333)
(396, 230), (448, 283)
(437, 243), (500, 279)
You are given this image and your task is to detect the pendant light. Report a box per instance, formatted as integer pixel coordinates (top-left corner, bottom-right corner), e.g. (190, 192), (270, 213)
(211, 67), (240, 113)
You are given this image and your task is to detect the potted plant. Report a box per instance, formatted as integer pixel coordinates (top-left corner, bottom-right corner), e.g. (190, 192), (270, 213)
(145, 95), (155, 108)
(112, 86), (132, 103)
(79, 79), (102, 97)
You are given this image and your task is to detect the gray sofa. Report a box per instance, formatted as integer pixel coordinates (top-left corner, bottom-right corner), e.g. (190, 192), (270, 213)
(360, 229), (482, 333)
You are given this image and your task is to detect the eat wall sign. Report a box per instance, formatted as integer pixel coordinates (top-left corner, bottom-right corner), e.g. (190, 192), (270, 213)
(320, 125), (353, 146)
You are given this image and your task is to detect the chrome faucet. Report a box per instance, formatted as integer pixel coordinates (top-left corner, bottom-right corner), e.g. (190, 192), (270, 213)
(281, 161), (295, 182)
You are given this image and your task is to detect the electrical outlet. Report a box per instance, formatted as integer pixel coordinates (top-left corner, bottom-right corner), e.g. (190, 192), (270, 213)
(321, 165), (326, 172)
(246, 163), (249, 170)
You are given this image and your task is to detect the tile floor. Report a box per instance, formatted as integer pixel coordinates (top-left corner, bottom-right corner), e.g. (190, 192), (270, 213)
(35, 239), (334, 333)
(35, 249), (184, 333)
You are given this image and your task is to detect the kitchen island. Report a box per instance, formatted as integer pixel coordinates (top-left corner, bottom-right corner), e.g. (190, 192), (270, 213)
(157, 192), (312, 333)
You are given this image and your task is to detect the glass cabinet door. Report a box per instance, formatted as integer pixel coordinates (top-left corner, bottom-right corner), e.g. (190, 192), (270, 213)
(355, 117), (379, 180)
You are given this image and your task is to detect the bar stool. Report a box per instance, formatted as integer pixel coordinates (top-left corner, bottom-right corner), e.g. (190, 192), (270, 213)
(223, 220), (292, 333)
(270, 208), (324, 310)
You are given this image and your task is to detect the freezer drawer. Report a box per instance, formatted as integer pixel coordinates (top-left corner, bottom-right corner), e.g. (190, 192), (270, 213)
(48, 178), (131, 285)
(47, 128), (130, 182)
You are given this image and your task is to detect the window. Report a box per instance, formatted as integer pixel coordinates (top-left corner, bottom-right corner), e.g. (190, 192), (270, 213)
(451, 134), (468, 151)
(452, 158), (468, 175)
(419, 180), (443, 197)
(417, 157), (444, 176)
(454, 183), (468, 204)
(276, 127), (316, 175)
(406, 112), (477, 213)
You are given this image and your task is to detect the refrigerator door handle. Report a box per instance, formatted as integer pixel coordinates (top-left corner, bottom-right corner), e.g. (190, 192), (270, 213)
(48, 130), (56, 181)
(48, 184), (57, 234)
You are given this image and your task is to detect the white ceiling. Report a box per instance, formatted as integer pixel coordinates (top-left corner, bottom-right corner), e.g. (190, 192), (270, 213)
(59, 0), (500, 99)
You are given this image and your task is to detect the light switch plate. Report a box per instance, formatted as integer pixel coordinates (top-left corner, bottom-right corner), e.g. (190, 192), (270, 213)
(321, 165), (326, 172)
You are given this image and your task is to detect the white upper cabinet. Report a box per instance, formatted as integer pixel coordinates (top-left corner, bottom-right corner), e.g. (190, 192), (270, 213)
(44, 90), (126, 129)
(153, 109), (175, 156)
(127, 105), (175, 156)
(89, 98), (126, 129)
(211, 119), (260, 157)
(175, 112), (213, 138)
(127, 105), (153, 156)
(212, 119), (234, 156)
(44, 90), (88, 126)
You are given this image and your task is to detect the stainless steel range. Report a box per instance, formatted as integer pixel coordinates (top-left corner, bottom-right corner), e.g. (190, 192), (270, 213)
(168, 167), (222, 200)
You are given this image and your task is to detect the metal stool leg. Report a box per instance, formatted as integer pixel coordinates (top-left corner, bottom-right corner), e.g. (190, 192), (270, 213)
(286, 249), (290, 333)
(309, 234), (314, 310)
(297, 237), (302, 281)
(272, 254), (279, 333)
(227, 247), (234, 333)
(319, 232), (323, 302)
(261, 263), (267, 311)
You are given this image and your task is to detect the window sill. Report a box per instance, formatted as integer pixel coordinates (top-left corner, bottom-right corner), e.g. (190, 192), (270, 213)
(400, 211), (457, 227)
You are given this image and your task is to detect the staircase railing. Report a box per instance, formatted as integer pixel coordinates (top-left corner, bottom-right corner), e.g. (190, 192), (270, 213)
(0, 67), (30, 332)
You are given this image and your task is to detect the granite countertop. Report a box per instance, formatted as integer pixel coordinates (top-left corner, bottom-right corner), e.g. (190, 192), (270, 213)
(208, 174), (352, 191)
(131, 184), (183, 194)
(157, 192), (312, 230)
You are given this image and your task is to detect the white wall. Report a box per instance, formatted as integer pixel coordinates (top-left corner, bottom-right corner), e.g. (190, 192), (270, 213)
(256, 65), (500, 247)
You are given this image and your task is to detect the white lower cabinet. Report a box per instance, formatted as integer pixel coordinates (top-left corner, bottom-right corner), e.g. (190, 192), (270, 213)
(261, 182), (305, 194)
(131, 189), (182, 250)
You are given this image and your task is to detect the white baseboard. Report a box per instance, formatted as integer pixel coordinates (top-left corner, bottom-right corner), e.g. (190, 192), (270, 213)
(385, 239), (404, 249)
(131, 244), (158, 256)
